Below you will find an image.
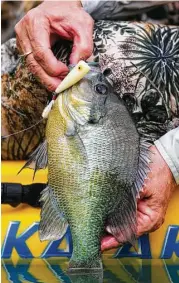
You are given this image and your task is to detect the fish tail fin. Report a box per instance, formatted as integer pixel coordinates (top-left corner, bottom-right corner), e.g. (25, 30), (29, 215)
(39, 185), (68, 241)
(17, 140), (48, 179)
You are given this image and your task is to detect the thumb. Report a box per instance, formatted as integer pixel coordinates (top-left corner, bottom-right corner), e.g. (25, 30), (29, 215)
(69, 24), (94, 64)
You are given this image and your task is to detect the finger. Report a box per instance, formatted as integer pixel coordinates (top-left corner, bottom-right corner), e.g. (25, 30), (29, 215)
(27, 21), (69, 76)
(137, 206), (162, 236)
(101, 235), (120, 252)
(137, 200), (154, 216)
(137, 210), (152, 236)
(137, 201), (155, 232)
(26, 53), (64, 91)
(69, 17), (94, 64)
(15, 22), (32, 54)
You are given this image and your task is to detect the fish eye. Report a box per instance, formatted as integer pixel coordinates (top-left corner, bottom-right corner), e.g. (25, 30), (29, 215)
(95, 84), (108, 95)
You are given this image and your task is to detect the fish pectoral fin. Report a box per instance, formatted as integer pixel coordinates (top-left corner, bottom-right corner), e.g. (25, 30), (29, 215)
(106, 192), (137, 246)
(18, 140), (48, 180)
(39, 185), (68, 241)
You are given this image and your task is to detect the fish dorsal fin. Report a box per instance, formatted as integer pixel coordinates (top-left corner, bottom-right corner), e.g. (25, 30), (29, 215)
(39, 185), (68, 241)
(18, 140), (48, 179)
(106, 139), (151, 245)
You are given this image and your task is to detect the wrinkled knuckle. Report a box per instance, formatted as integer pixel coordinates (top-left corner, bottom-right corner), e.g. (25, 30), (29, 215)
(33, 48), (45, 63)
(27, 60), (40, 76)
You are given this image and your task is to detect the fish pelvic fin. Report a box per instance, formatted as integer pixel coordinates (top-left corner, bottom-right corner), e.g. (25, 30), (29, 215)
(39, 185), (68, 241)
(18, 140), (48, 180)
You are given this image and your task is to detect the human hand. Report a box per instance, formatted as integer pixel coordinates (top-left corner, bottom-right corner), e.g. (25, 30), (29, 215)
(15, 1), (94, 91)
(101, 145), (178, 251)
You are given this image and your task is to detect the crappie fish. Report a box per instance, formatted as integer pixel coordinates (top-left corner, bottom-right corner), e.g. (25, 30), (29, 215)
(22, 63), (150, 272)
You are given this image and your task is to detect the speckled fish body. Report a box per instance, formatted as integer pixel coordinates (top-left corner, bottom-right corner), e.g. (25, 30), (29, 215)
(24, 64), (149, 273)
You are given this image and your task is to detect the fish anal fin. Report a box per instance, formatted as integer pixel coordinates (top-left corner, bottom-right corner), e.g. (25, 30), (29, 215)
(39, 185), (68, 241)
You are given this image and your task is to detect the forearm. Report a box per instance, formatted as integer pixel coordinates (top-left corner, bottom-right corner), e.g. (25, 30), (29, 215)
(154, 127), (179, 184)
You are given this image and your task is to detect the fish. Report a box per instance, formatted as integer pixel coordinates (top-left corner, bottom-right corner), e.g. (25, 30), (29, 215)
(21, 63), (150, 273)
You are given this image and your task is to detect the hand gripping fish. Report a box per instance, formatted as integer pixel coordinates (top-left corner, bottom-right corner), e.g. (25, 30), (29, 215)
(20, 62), (150, 273)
